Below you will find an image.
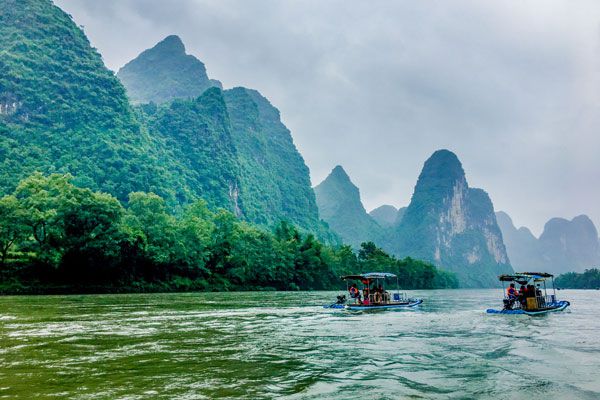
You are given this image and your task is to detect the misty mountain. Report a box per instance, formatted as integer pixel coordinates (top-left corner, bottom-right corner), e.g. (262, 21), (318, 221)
(495, 211), (544, 271)
(314, 166), (383, 247)
(391, 150), (513, 287)
(315, 151), (512, 287)
(498, 211), (600, 274)
(0, 0), (330, 238)
(123, 37), (331, 237)
(117, 35), (222, 104)
(369, 205), (407, 227)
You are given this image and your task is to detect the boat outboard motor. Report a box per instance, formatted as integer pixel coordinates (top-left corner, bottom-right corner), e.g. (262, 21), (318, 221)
(336, 295), (347, 304)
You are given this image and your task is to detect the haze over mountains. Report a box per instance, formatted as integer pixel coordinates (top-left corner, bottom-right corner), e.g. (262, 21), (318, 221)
(497, 212), (600, 274)
(315, 150), (600, 285)
(315, 150), (513, 287)
(314, 166), (382, 248)
(369, 205), (406, 228)
(117, 35), (223, 104)
(0, 0), (332, 240)
(3, 0), (597, 288)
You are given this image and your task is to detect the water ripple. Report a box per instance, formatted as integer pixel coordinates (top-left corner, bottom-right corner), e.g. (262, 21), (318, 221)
(0, 290), (599, 399)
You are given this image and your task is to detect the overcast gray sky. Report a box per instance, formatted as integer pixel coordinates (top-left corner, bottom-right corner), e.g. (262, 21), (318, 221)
(55, 0), (600, 236)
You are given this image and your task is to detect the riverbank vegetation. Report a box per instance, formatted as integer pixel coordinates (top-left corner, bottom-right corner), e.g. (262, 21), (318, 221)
(0, 173), (458, 294)
(555, 269), (600, 289)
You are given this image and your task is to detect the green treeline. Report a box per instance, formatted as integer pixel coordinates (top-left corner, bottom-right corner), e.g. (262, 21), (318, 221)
(555, 269), (600, 289)
(0, 174), (458, 294)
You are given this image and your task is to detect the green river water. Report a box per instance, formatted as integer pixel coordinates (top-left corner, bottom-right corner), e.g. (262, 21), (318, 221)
(0, 289), (598, 399)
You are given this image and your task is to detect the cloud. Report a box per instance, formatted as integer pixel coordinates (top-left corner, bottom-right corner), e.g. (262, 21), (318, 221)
(55, 0), (600, 235)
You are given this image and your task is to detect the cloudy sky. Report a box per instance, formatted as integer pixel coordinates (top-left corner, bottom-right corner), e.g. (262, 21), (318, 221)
(55, 0), (600, 235)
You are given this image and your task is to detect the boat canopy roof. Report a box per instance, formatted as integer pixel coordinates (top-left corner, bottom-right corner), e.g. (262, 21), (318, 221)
(341, 272), (397, 280)
(498, 272), (554, 282)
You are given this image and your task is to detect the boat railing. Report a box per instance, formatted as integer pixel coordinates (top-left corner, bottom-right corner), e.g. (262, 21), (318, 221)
(361, 292), (408, 304)
(392, 292), (409, 302)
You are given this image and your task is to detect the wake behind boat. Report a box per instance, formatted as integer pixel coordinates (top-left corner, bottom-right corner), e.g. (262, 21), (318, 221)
(486, 272), (570, 316)
(325, 272), (423, 310)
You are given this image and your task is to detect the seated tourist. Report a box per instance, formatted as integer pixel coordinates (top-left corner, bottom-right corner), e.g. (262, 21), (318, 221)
(348, 283), (362, 304)
(506, 283), (518, 299)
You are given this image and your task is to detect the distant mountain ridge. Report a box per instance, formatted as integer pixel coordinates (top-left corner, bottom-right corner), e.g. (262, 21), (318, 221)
(369, 205), (406, 227)
(314, 166), (383, 247)
(497, 211), (600, 274)
(315, 150), (513, 287)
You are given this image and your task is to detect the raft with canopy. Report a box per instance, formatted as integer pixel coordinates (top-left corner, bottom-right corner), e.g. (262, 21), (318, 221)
(486, 272), (570, 315)
(324, 272), (423, 310)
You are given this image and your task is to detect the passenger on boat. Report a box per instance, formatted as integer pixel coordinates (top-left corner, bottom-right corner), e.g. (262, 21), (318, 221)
(519, 284), (527, 296)
(506, 283), (518, 299)
(505, 283), (518, 309)
(519, 285), (528, 307)
(374, 285), (387, 303)
(349, 284), (362, 304)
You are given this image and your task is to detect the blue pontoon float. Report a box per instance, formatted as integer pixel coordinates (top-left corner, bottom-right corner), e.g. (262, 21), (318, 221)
(486, 272), (570, 315)
(325, 272), (423, 310)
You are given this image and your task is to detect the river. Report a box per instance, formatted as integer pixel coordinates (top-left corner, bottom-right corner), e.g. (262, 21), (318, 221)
(0, 289), (598, 399)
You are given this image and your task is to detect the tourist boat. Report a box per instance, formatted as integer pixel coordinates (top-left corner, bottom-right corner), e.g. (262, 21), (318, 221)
(486, 272), (570, 315)
(325, 272), (423, 310)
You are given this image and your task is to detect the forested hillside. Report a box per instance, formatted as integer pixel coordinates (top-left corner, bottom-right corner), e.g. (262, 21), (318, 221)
(119, 36), (329, 237)
(0, 0), (331, 240)
(223, 87), (324, 233)
(137, 88), (242, 212)
(0, 0), (457, 292)
(314, 166), (383, 247)
(0, 174), (458, 293)
(0, 0), (169, 201)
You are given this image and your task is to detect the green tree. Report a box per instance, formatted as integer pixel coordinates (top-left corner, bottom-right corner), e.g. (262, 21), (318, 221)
(0, 195), (28, 267)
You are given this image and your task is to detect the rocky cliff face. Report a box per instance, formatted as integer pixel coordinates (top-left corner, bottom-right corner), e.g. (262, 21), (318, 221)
(392, 150), (512, 287)
(497, 212), (600, 274)
(314, 166), (383, 247)
(117, 35), (221, 104)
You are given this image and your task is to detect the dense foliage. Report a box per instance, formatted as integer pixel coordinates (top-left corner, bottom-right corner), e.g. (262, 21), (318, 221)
(223, 88), (331, 238)
(0, 174), (458, 294)
(0, 0), (173, 201)
(139, 88), (242, 211)
(555, 269), (600, 289)
(117, 35), (221, 104)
